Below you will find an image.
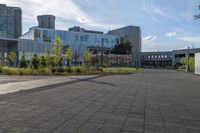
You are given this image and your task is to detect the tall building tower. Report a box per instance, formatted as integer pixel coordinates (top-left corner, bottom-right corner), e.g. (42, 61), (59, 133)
(108, 26), (142, 67)
(0, 4), (22, 39)
(37, 15), (56, 29)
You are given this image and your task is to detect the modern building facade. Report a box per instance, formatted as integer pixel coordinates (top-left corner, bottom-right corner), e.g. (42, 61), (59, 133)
(16, 15), (144, 66)
(172, 48), (200, 67)
(18, 26), (120, 65)
(0, 4), (22, 39)
(141, 48), (200, 68)
(141, 51), (173, 68)
(37, 15), (56, 29)
(108, 26), (142, 67)
(0, 4), (21, 65)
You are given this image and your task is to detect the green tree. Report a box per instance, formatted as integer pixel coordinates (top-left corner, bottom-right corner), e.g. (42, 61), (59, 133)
(180, 57), (195, 72)
(19, 55), (27, 68)
(194, 5), (200, 19)
(52, 36), (63, 66)
(65, 47), (73, 67)
(8, 51), (17, 67)
(44, 49), (52, 67)
(111, 41), (132, 55)
(40, 56), (46, 67)
(31, 54), (40, 69)
(84, 49), (93, 67)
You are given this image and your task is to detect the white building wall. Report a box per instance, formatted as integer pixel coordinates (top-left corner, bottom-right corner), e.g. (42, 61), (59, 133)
(195, 53), (200, 74)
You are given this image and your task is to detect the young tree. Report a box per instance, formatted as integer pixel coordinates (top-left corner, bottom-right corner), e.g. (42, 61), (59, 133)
(111, 41), (132, 55)
(19, 55), (27, 68)
(65, 47), (73, 67)
(52, 36), (63, 66)
(44, 49), (51, 67)
(8, 51), (17, 67)
(40, 56), (46, 67)
(84, 49), (93, 67)
(31, 54), (40, 69)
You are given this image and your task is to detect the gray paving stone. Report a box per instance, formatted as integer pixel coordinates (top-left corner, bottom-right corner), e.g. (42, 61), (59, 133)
(0, 69), (199, 133)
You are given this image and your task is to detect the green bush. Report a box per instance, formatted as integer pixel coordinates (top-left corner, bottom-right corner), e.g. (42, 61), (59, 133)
(56, 67), (64, 73)
(65, 67), (73, 73)
(51, 67), (56, 73)
(0, 66), (3, 73)
(75, 67), (83, 73)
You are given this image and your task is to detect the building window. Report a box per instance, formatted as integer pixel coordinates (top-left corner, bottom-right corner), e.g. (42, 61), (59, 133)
(34, 29), (41, 38)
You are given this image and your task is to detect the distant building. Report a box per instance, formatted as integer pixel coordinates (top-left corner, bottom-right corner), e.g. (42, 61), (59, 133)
(0, 4), (22, 39)
(108, 26), (142, 67)
(0, 4), (21, 65)
(141, 51), (173, 68)
(69, 26), (103, 34)
(18, 16), (144, 66)
(141, 48), (200, 68)
(18, 26), (120, 66)
(37, 15), (56, 29)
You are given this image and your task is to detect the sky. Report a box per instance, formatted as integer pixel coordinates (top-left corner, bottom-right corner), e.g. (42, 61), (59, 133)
(1, 0), (200, 52)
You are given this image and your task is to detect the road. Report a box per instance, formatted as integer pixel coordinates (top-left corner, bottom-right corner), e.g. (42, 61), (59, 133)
(0, 69), (200, 133)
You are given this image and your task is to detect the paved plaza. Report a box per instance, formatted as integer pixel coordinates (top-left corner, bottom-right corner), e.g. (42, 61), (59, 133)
(0, 69), (200, 133)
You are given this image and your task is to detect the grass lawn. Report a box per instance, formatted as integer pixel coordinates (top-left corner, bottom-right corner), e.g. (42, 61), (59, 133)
(103, 67), (144, 72)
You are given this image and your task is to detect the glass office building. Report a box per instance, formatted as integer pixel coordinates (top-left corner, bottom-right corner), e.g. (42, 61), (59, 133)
(0, 4), (22, 39)
(18, 27), (120, 65)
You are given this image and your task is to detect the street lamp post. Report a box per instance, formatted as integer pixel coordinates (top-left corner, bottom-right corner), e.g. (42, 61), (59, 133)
(101, 38), (104, 68)
(186, 47), (190, 72)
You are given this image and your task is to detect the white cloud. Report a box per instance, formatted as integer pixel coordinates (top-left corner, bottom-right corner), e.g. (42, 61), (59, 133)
(177, 36), (200, 43)
(1, 0), (121, 32)
(165, 32), (176, 37)
(143, 35), (157, 41)
(142, 35), (158, 48)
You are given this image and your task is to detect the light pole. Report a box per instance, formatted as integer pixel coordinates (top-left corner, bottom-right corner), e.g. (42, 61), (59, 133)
(101, 38), (104, 68)
(186, 46), (190, 72)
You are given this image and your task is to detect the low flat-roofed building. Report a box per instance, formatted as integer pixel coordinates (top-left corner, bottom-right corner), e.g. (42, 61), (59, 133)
(141, 51), (173, 68)
(172, 48), (200, 68)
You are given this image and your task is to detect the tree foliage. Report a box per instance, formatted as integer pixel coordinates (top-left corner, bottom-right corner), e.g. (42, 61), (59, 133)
(40, 56), (46, 67)
(111, 41), (132, 55)
(180, 57), (195, 72)
(8, 51), (17, 67)
(84, 49), (93, 67)
(19, 55), (27, 68)
(44, 49), (52, 67)
(53, 36), (63, 66)
(31, 54), (40, 69)
(65, 47), (73, 67)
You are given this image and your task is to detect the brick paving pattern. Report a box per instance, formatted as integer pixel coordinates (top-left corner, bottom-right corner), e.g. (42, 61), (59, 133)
(0, 69), (200, 133)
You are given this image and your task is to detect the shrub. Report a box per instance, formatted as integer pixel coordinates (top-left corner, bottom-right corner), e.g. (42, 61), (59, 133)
(2, 67), (19, 75)
(0, 66), (3, 73)
(56, 67), (64, 73)
(75, 67), (83, 73)
(51, 67), (56, 73)
(65, 67), (73, 73)
(37, 68), (51, 75)
(31, 54), (40, 69)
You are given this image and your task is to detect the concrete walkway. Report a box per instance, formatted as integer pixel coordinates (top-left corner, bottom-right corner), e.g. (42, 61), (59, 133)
(0, 75), (97, 95)
(0, 70), (200, 133)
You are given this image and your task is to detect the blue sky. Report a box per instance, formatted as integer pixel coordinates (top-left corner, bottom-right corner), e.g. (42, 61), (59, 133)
(2, 0), (200, 51)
